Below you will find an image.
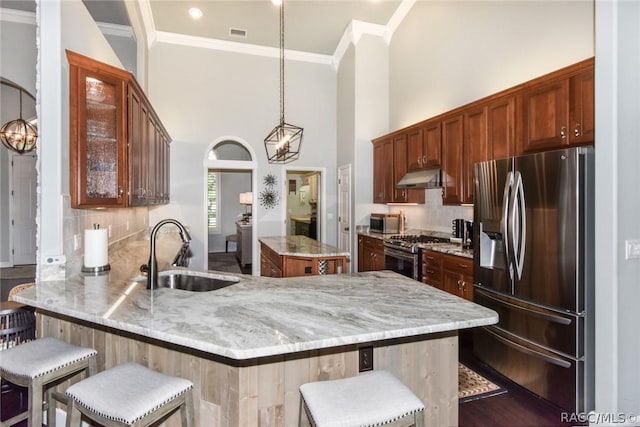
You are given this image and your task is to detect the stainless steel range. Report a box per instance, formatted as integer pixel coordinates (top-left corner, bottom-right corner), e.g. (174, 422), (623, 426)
(383, 235), (450, 281)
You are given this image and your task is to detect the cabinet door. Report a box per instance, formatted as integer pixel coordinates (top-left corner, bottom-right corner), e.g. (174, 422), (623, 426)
(357, 236), (365, 272)
(69, 64), (127, 208)
(463, 106), (489, 205)
(442, 114), (464, 205)
(522, 79), (570, 152)
(127, 84), (149, 206)
(372, 139), (394, 204)
(406, 127), (423, 171)
(488, 94), (516, 160)
(570, 70), (594, 145)
(393, 134), (424, 203)
(422, 120), (442, 167)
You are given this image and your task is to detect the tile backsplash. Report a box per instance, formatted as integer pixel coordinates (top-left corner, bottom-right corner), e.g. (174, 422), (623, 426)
(58, 195), (149, 277)
(388, 188), (473, 233)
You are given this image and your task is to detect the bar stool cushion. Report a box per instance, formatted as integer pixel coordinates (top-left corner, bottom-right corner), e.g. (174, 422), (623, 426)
(299, 370), (424, 427)
(65, 362), (193, 425)
(0, 337), (97, 380)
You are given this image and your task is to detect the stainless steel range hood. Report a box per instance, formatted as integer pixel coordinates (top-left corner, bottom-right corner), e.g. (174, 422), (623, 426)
(396, 168), (442, 189)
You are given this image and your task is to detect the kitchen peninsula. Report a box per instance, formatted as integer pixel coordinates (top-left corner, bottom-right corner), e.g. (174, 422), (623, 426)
(13, 235), (497, 427)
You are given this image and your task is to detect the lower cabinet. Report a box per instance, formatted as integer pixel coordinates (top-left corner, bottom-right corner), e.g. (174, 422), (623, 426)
(422, 249), (474, 301)
(357, 235), (384, 272)
(236, 222), (252, 267)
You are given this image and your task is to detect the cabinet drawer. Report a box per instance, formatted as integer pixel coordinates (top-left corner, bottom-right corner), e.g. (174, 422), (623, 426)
(422, 250), (442, 286)
(442, 253), (473, 276)
(260, 243), (282, 269)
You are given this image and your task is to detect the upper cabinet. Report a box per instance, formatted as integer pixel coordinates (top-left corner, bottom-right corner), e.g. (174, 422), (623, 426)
(67, 50), (171, 209)
(406, 120), (442, 172)
(520, 59), (594, 153)
(372, 134), (425, 204)
(372, 57), (593, 206)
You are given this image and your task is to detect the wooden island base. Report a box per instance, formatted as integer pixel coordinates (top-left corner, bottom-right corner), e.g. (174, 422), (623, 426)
(38, 311), (458, 427)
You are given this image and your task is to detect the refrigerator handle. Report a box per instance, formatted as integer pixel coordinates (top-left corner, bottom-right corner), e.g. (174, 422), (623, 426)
(501, 171), (514, 281)
(513, 171), (526, 280)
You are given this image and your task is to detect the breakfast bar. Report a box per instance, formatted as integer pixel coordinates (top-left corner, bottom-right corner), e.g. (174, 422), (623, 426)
(13, 268), (496, 427)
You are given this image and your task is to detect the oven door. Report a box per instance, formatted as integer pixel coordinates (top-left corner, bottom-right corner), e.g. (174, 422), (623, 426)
(384, 247), (419, 281)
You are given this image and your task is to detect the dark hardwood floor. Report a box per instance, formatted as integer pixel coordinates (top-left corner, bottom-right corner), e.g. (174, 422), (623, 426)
(459, 331), (586, 427)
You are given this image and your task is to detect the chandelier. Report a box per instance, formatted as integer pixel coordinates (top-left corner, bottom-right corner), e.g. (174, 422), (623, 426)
(0, 81), (38, 154)
(264, 0), (303, 164)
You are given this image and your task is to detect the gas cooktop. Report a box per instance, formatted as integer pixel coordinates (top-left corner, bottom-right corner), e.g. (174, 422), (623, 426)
(384, 234), (451, 252)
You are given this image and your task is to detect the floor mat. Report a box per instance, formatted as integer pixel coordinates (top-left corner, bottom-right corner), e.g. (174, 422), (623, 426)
(459, 362), (507, 403)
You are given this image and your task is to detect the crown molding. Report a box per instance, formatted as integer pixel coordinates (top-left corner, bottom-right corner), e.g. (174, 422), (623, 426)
(0, 8), (36, 25)
(97, 22), (134, 39)
(137, 0), (157, 48)
(156, 31), (333, 65)
(386, 0), (416, 44)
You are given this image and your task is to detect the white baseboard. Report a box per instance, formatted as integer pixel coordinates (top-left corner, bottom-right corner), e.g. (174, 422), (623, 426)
(0, 261), (13, 268)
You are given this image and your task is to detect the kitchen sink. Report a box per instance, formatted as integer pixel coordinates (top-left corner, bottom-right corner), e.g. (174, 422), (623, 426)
(156, 271), (240, 292)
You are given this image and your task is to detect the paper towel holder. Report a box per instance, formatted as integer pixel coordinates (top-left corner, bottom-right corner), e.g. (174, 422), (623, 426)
(82, 224), (111, 274)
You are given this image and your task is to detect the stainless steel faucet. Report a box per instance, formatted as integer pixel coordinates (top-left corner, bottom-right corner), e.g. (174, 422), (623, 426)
(147, 219), (191, 290)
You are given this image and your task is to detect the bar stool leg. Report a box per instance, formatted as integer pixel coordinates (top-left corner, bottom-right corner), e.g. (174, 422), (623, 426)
(180, 389), (195, 427)
(28, 379), (44, 427)
(65, 399), (81, 427)
(46, 387), (56, 427)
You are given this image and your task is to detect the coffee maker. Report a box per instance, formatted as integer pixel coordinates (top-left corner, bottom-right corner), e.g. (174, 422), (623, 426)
(452, 219), (473, 249)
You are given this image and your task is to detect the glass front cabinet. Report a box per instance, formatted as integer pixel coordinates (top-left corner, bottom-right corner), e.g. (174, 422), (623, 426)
(67, 50), (171, 209)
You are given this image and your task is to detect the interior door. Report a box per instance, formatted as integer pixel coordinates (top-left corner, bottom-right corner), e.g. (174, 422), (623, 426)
(12, 154), (37, 265)
(338, 165), (351, 271)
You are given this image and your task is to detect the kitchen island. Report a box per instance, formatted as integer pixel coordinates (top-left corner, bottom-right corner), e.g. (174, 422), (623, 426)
(260, 235), (350, 277)
(13, 236), (497, 427)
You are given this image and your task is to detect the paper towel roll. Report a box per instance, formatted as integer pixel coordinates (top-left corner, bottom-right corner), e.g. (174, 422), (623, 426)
(84, 228), (109, 268)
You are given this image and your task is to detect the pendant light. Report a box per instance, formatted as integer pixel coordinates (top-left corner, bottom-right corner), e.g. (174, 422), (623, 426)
(264, 0), (303, 164)
(0, 83), (38, 154)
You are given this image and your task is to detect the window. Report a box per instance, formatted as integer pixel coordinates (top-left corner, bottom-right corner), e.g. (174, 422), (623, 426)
(207, 171), (220, 233)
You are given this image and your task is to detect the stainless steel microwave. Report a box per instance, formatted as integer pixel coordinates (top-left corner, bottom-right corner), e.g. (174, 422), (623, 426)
(370, 213), (400, 234)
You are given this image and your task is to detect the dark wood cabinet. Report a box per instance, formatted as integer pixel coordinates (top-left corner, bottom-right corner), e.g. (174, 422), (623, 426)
(393, 135), (425, 204)
(441, 114), (464, 205)
(441, 253), (474, 301)
(422, 249), (473, 301)
(372, 138), (393, 204)
(487, 94), (517, 160)
(521, 59), (594, 153)
(422, 249), (442, 287)
(68, 50), (128, 208)
(357, 235), (384, 272)
(67, 50), (171, 209)
(372, 135), (424, 204)
(407, 120), (441, 172)
(372, 58), (593, 206)
(463, 106), (489, 205)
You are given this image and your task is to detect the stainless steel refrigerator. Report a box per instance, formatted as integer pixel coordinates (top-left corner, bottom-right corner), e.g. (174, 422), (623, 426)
(472, 146), (594, 413)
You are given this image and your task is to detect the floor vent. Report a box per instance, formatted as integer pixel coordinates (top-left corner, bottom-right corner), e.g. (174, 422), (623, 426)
(229, 28), (247, 38)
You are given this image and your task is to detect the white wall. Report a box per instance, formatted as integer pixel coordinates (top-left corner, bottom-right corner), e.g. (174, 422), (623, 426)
(38, 0), (148, 279)
(389, 0), (594, 129)
(0, 16), (37, 266)
(146, 42), (337, 270)
(595, 0), (640, 415)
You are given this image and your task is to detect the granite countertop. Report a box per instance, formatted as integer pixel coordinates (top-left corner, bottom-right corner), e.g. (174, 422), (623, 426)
(356, 229), (474, 259)
(259, 235), (350, 258)
(420, 243), (474, 259)
(13, 268), (497, 360)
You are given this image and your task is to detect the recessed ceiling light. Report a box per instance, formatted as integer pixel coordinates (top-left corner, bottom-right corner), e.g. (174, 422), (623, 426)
(189, 7), (203, 19)
(271, 0), (282, 5)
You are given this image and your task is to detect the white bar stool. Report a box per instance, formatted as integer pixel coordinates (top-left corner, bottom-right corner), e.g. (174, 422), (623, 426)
(65, 362), (194, 427)
(0, 337), (97, 427)
(299, 370), (425, 427)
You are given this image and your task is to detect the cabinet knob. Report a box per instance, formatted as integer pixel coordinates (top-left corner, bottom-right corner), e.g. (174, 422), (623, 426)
(118, 186), (124, 197)
(422, 155), (427, 165)
(574, 123), (581, 137)
(417, 157), (422, 167)
(560, 126), (567, 139)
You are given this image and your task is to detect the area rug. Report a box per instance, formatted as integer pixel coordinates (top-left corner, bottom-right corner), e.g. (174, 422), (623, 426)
(208, 252), (242, 274)
(458, 363), (507, 402)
